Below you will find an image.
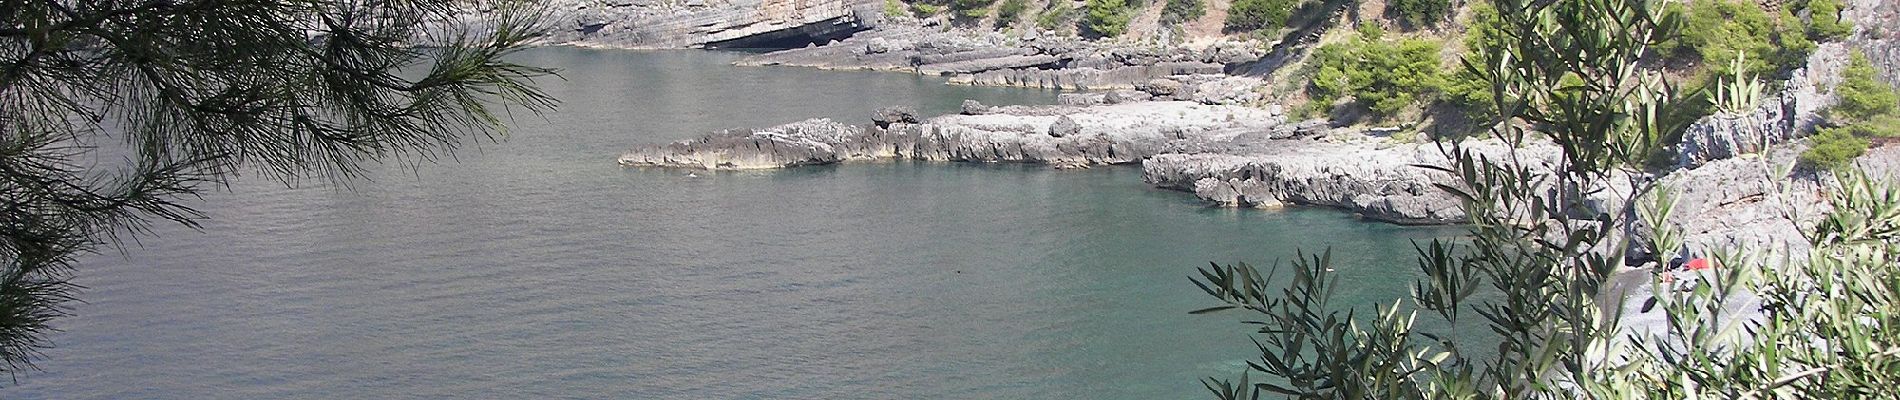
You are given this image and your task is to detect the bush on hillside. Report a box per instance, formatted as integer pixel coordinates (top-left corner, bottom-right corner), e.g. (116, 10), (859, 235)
(911, 2), (943, 16)
(1660, 0), (1813, 80)
(1803, 53), (1899, 172)
(1832, 53), (1900, 125)
(1082, 0), (1134, 37)
(997, 0), (1030, 26)
(1803, 0), (1853, 41)
(1224, 0), (1298, 32)
(1038, 0), (1077, 31)
(1161, 0), (1206, 26)
(1308, 25), (1446, 119)
(1443, 2), (1506, 122)
(885, 0), (908, 17)
(952, 0), (997, 18)
(1801, 128), (1871, 171)
(1387, 0), (1452, 27)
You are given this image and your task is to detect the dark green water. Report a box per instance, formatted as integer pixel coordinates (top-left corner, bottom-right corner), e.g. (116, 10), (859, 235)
(6, 48), (1453, 399)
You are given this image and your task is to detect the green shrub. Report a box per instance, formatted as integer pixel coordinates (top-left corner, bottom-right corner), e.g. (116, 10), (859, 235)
(1387, 0), (1451, 27)
(911, 2), (943, 16)
(1224, 0), (1298, 32)
(997, 0), (1030, 25)
(1801, 127), (1871, 171)
(952, 0), (996, 18)
(1195, 1), (1900, 397)
(1161, 0), (1206, 26)
(1832, 53), (1900, 125)
(884, 0), (908, 18)
(1443, 3), (1506, 122)
(1308, 26), (1446, 118)
(1803, 52), (1897, 172)
(1082, 0), (1134, 37)
(1038, 0), (1077, 31)
(1661, 0), (1813, 79)
(1803, 0), (1853, 41)
(1839, 115), (1900, 138)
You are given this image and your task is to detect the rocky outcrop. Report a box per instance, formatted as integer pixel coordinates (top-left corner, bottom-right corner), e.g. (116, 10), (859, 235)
(1140, 140), (1562, 225)
(1661, 146), (1830, 256)
(616, 119), (871, 169)
(1676, 43), (1850, 167)
(1663, 143), (1900, 257)
(619, 101), (1286, 169)
(1847, 0), (1900, 84)
(733, 24), (1265, 90)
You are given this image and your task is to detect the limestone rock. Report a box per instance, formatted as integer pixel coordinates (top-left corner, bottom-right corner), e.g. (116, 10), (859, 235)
(960, 99), (990, 115)
(1677, 43), (1849, 167)
(1048, 116), (1080, 137)
(872, 106), (919, 127)
(622, 101), (1286, 170)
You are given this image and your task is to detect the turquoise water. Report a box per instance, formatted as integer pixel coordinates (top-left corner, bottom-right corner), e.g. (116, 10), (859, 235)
(6, 48), (1453, 399)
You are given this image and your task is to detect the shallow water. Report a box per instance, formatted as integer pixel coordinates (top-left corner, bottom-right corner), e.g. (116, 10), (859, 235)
(7, 48), (1453, 399)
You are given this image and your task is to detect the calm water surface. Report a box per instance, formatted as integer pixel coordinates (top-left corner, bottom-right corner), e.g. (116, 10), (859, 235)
(8, 48), (1454, 399)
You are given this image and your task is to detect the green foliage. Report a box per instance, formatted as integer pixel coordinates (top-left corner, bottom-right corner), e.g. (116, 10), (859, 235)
(1804, 52), (1900, 171)
(1803, 0), (1853, 41)
(1161, 0), (1207, 26)
(1307, 26), (1446, 119)
(885, 0), (909, 17)
(0, 0), (555, 375)
(1801, 128), (1871, 171)
(953, 0), (998, 18)
(1224, 0), (1299, 32)
(1661, 0), (1814, 80)
(1185, 0), (1900, 397)
(1712, 51), (1767, 115)
(912, 2), (945, 16)
(1443, 3), (1507, 122)
(1833, 53), (1900, 125)
(997, 0), (1031, 25)
(1082, 0), (1135, 37)
(1038, 0), (1078, 31)
(1387, 0), (1452, 27)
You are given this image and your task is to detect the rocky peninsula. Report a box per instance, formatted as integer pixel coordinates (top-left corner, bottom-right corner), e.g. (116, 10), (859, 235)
(583, 0), (1900, 259)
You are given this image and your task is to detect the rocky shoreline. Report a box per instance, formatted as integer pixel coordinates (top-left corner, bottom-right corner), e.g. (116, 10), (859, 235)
(731, 23), (1266, 91)
(618, 101), (1288, 170)
(620, 76), (1895, 255)
(587, 0), (1900, 256)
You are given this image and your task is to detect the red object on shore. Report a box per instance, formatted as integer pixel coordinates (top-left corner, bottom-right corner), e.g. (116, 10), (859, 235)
(1685, 258), (1713, 271)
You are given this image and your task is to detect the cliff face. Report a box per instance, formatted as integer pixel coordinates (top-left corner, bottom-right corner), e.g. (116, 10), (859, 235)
(532, 0), (879, 48)
(1676, 44), (1851, 168)
(1849, 0), (1900, 84)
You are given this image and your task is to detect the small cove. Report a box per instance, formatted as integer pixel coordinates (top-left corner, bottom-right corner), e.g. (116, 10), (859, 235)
(7, 48), (1458, 399)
